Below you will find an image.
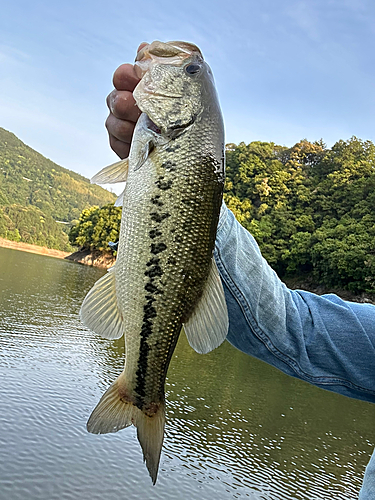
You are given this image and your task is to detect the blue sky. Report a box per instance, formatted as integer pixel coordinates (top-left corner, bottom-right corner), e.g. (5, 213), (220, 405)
(1, 0), (375, 183)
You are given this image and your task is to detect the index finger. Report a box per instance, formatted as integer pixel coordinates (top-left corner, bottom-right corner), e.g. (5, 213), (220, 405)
(112, 63), (140, 92)
(112, 43), (149, 92)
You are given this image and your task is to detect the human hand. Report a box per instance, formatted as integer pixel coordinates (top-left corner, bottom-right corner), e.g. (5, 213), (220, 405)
(105, 43), (147, 159)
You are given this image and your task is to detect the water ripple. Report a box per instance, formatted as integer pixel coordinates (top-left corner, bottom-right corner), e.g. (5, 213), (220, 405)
(0, 247), (374, 499)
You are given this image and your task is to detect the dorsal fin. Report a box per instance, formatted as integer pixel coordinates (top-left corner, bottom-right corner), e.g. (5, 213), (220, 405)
(91, 159), (129, 184)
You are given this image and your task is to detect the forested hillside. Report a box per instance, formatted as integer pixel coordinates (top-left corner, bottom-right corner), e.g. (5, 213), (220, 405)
(69, 137), (375, 294)
(224, 137), (375, 293)
(0, 128), (116, 250)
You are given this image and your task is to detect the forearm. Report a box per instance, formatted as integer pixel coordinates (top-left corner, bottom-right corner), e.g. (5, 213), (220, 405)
(215, 204), (375, 403)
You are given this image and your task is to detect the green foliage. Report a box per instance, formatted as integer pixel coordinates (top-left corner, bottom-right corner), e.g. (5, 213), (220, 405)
(0, 204), (73, 250)
(0, 127), (116, 251)
(310, 215), (375, 292)
(69, 204), (122, 252)
(224, 137), (375, 293)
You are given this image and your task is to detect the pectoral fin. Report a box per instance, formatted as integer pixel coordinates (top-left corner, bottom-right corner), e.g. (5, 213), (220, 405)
(91, 158), (129, 184)
(183, 258), (228, 354)
(133, 139), (155, 172)
(80, 266), (124, 340)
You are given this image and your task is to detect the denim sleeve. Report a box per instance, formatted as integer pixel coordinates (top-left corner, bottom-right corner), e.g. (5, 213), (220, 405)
(360, 450), (375, 499)
(214, 204), (375, 404)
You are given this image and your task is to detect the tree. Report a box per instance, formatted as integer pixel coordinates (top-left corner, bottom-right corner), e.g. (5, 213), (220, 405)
(69, 204), (122, 252)
(224, 137), (375, 293)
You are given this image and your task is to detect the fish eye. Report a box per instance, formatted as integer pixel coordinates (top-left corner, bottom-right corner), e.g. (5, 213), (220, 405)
(185, 63), (201, 75)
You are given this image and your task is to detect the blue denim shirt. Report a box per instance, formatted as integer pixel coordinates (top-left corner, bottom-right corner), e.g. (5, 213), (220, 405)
(214, 205), (375, 499)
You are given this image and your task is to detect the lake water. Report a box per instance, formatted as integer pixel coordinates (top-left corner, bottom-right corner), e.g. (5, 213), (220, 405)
(0, 246), (374, 499)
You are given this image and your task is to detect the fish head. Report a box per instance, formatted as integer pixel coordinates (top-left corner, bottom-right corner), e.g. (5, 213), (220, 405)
(134, 41), (218, 138)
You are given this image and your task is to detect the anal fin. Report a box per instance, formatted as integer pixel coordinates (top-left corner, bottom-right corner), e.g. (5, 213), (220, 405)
(87, 373), (133, 434)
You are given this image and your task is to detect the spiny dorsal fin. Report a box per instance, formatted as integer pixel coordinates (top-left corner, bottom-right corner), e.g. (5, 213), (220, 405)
(114, 189), (125, 207)
(80, 267), (124, 340)
(183, 258), (228, 354)
(91, 158), (129, 184)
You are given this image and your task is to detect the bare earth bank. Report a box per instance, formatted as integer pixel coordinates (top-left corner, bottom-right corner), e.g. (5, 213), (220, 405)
(65, 249), (115, 269)
(284, 276), (375, 305)
(0, 237), (115, 269)
(0, 237), (70, 259)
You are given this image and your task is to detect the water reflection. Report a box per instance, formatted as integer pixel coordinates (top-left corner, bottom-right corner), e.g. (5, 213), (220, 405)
(0, 246), (374, 499)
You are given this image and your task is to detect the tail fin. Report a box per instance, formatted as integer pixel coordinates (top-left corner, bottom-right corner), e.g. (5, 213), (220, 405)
(136, 404), (165, 484)
(87, 374), (165, 484)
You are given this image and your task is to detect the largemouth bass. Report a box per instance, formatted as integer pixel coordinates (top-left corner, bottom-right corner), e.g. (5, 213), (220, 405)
(80, 40), (228, 484)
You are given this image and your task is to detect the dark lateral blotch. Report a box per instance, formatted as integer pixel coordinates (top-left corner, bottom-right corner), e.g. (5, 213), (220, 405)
(165, 144), (181, 153)
(151, 242), (167, 254)
(143, 302), (157, 318)
(145, 265), (163, 278)
(150, 212), (170, 223)
(161, 160), (177, 171)
(156, 179), (173, 190)
(146, 257), (160, 267)
(149, 229), (162, 239)
(151, 195), (164, 206)
(145, 282), (163, 294)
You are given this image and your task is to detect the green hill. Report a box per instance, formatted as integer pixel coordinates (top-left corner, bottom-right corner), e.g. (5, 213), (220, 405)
(0, 127), (116, 251)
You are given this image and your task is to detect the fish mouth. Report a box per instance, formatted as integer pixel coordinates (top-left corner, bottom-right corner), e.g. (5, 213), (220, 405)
(134, 41), (202, 139)
(142, 89), (184, 99)
(134, 40), (203, 79)
(135, 40), (202, 62)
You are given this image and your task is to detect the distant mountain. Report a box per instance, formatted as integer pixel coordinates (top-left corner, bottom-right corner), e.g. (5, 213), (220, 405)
(0, 127), (116, 251)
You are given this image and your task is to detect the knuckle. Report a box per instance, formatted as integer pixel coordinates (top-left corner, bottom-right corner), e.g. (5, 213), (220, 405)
(105, 114), (113, 132)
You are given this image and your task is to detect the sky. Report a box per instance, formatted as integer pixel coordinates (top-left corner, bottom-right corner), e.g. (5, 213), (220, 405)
(1, 0), (375, 184)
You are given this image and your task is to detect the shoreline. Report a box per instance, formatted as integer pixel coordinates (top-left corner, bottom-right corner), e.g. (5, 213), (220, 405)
(65, 248), (115, 269)
(0, 238), (115, 268)
(1, 237), (373, 304)
(0, 237), (70, 259)
(283, 277), (375, 305)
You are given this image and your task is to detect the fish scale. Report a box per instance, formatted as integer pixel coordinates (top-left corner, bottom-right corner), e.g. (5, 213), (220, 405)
(118, 140), (223, 413)
(80, 40), (228, 484)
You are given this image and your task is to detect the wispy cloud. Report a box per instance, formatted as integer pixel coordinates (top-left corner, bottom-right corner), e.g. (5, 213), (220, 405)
(0, 44), (30, 65)
(285, 1), (321, 41)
